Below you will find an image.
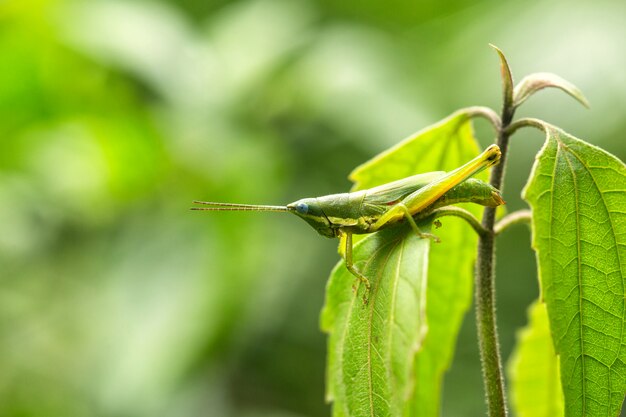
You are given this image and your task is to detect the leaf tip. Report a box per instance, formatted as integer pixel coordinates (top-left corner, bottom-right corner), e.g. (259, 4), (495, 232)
(489, 44), (514, 110)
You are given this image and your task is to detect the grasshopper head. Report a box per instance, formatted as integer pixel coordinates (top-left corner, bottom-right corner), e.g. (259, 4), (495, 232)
(287, 198), (336, 238)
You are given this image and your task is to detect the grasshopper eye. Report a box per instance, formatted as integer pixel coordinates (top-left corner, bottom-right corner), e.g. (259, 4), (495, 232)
(295, 202), (309, 214)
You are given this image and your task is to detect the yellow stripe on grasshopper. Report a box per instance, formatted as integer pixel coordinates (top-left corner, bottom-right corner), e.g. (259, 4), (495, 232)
(370, 145), (501, 232)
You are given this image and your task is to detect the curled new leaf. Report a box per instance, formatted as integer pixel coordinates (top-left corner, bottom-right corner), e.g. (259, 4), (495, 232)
(513, 72), (590, 109)
(489, 44), (514, 115)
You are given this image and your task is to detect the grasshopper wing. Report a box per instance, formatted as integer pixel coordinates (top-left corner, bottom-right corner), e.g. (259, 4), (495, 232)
(361, 171), (445, 212)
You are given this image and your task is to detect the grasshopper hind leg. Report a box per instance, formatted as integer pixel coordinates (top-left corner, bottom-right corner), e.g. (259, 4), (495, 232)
(370, 203), (441, 243)
(398, 204), (441, 243)
(344, 232), (371, 304)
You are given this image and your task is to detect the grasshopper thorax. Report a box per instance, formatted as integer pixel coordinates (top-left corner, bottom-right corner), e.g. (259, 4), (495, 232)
(287, 198), (336, 238)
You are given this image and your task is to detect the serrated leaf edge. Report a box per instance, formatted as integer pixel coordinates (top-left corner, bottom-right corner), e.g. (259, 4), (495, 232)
(522, 122), (626, 416)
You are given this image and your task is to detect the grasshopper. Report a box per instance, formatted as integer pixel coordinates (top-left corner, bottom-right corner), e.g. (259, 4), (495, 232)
(193, 144), (504, 294)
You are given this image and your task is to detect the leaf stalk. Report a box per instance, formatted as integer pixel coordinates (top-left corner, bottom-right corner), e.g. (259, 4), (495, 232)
(504, 117), (547, 136)
(494, 209), (531, 235)
(464, 106), (502, 132)
(430, 206), (489, 237)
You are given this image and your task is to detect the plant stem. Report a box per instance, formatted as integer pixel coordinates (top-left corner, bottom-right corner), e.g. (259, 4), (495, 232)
(475, 47), (515, 417)
(475, 120), (511, 417)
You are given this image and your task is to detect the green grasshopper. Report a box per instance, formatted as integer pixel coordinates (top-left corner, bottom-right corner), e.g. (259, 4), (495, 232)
(193, 144), (503, 293)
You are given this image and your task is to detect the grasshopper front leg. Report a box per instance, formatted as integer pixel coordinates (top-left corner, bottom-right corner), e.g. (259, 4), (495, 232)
(343, 232), (371, 304)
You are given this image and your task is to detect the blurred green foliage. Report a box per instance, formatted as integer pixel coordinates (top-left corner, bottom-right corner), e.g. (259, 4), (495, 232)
(1, 0), (625, 416)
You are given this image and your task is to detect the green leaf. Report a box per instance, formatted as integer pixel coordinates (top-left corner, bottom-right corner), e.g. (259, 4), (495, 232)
(508, 300), (564, 417)
(513, 72), (590, 109)
(522, 125), (626, 417)
(322, 110), (487, 416)
(321, 225), (430, 417)
(349, 110), (488, 189)
(404, 213), (477, 417)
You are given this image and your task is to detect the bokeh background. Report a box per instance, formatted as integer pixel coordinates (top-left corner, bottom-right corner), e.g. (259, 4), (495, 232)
(1, 0), (625, 416)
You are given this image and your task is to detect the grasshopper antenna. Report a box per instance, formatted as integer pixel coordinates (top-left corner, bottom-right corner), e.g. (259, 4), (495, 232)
(191, 201), (291, 212)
